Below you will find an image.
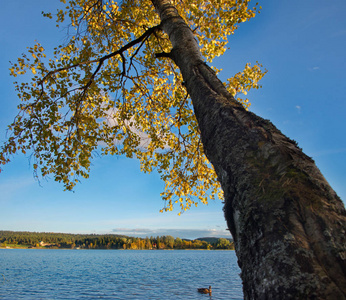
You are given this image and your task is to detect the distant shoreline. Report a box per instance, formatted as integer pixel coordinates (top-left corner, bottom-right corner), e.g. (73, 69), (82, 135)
(0, 245), (233, 251)
(0, 230), (235, 250)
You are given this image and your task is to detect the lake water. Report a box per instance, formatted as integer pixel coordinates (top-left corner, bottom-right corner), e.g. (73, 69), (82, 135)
(0, 249), (243, 299)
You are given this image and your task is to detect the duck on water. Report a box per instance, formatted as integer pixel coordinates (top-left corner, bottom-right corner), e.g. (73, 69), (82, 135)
(197, 286), (212, 294)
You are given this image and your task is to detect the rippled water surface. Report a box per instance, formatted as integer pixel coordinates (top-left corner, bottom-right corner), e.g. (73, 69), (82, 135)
(0, 249), (243, 299)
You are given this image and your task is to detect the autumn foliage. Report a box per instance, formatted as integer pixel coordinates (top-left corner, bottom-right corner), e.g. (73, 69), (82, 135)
(1, 0), (266, 213)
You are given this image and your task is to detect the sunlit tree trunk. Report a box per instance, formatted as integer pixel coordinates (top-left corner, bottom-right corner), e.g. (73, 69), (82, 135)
(152, 0), (346, 298)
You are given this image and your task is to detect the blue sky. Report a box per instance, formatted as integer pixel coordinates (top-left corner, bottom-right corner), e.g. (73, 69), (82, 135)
(1, 1), (345, 239)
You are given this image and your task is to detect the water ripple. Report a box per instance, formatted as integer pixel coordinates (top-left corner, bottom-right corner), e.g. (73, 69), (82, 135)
(0, 249), (243, 299)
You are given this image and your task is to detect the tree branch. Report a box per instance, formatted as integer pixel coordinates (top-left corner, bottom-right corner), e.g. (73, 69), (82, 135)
(155, 51), (173, 59)
(38, 24), (161, 86)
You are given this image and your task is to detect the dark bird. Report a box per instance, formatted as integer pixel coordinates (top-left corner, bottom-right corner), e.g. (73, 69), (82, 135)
(197, 285), (212, 294)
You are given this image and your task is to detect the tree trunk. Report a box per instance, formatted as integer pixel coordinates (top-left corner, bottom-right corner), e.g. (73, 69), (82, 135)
(152, 1), (346, 299)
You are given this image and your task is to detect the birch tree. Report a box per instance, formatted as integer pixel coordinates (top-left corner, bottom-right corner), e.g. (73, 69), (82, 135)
(1, 0), (345, 298)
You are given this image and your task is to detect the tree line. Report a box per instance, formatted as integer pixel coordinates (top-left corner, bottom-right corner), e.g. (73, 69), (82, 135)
(0, 231), (234, 250)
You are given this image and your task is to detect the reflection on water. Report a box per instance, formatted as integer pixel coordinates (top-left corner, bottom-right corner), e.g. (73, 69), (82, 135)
(0, 249), (243, 299)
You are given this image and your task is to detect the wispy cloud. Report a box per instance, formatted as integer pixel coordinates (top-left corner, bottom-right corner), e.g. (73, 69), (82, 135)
(104, 107), (170, 150)
(295, 105), (302, 114)
(111, 227), (231, 239)
(308, 66), (320, 71)
(310, 148), (346, 158)
(331, 30), (346, 38)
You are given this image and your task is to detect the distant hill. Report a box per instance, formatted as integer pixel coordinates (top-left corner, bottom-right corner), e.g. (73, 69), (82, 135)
(195, 237), (233, 244)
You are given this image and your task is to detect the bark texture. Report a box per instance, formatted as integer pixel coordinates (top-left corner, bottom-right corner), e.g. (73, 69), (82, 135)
(152, 1), (346, 299)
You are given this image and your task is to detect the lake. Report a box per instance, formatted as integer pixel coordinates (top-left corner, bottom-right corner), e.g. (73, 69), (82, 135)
(0, 249), (243, 299)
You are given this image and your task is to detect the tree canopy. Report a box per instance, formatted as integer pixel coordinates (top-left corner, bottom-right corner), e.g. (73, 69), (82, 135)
(1, 0), (266, 214)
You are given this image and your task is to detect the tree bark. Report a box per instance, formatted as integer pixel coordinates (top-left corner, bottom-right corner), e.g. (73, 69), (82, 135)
(152, 1), (346, 299)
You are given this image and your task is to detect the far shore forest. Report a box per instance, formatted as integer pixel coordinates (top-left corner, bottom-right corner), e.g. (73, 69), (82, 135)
(0, 231), (234, 250)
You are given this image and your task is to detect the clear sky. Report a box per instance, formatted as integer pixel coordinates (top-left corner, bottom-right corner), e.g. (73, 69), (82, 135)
(1, 1), (345, 240)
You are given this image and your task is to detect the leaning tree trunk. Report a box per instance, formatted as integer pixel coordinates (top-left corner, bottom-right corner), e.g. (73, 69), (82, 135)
(152, 1), (346, 299)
